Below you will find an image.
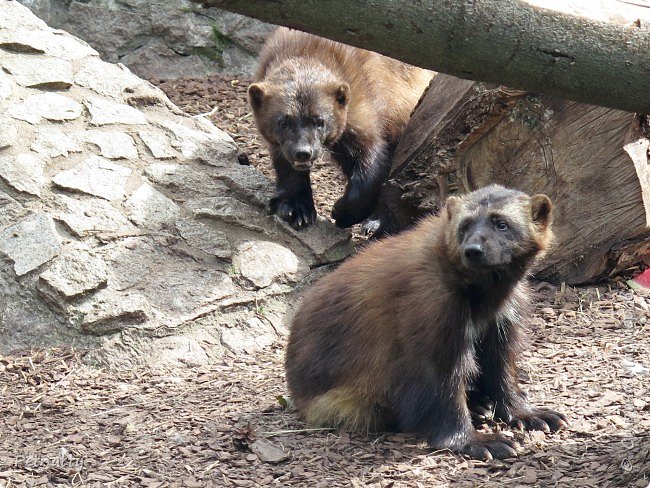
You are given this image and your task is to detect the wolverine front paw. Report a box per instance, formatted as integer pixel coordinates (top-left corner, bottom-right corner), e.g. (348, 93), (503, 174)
(269, 195), (317, 230)
(504, 408), (568, 433)
(459, 432), (519, 460)
(332, 195), (373, 228)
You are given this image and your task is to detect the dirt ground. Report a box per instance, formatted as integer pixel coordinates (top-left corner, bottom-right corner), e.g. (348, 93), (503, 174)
(0, 76), (648, 487)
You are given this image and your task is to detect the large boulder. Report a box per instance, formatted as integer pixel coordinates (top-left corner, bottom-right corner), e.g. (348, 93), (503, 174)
(0, 1), (351, 368)
(16, 0), (276, 79)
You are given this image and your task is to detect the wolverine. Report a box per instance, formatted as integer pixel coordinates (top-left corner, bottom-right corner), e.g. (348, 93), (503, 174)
(248, 27), (433, 230)
(285, 185), (567, 460)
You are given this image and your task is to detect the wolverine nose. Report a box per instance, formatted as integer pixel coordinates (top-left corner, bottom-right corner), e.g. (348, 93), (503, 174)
(293, 147), (313, 162)
(464, 243), (484, 261)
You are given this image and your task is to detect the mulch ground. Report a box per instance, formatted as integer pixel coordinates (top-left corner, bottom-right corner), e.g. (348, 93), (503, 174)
(0, 75), (648, 487)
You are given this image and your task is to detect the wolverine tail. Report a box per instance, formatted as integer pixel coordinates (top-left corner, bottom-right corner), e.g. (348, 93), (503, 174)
(301, 387), (388, 433)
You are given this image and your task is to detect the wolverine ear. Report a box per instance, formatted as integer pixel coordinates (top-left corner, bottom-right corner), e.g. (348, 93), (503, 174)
(334, 83), (350, 106)
(446, 195), (461, 220)
(531, 194), (552, 229)
(248, 83), (266, 111)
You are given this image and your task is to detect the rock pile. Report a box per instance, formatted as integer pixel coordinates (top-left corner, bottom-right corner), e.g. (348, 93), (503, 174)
(0, 1), (351, 368)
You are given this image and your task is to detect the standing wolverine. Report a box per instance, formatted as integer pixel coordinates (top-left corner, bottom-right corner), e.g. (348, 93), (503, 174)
(285, 185), (567, 460)
(248, 28), (433, 230)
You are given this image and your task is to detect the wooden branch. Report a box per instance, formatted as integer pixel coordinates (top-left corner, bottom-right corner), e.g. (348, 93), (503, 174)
(191, 0), (650, 114)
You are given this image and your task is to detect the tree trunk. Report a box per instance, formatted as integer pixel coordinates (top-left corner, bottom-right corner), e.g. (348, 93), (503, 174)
(192, 0), (650, 114)
(383, 74), (650, 285)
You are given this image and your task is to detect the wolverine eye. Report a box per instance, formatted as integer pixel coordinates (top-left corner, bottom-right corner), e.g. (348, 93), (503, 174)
(315, 117), (325, 129)
(277, 115), (291, 130)
(496, 220), (509, 231)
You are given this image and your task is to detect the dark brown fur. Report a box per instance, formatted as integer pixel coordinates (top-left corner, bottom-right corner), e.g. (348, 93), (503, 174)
(248, 27), (433, 230)
(285, 185), (567, 460)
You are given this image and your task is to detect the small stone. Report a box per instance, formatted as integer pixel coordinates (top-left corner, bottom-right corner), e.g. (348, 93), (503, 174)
(7, 93), (82, 124)
(54, 194), (134, 237)
(75, 57), (141, 99)
(138, 130), (177, 159)
(0, 153), (46, 197)
(80, 130), (138, 159)
(123, 183), (180, 229)
(521, 468), (537, 484)
(234, 241), (307, 288)
(176, 219), (231, 259)
(85, 96), (147, 126)
(2, 54), (73, 89)
(52, 156), (132, 201)
(31, 129), (81, 158)
(0, 116), (17, 148)
(37, 248), (108, 305)
(250, 439), (290, 464)
(0, 213), (62, 276)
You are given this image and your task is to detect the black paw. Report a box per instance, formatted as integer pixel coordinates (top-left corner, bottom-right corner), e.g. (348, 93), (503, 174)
(467, 391), (495, 422)
(506, 408), (568, 433)
(332, 195), (373, 229)
(268, 195), (317, 230)
(460, 433), (519, 460)
(360, 217), (381, 236)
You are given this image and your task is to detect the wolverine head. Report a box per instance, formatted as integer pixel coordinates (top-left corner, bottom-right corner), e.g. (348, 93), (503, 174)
(248, 59), (350, 171)
(445, 185), (553, 272)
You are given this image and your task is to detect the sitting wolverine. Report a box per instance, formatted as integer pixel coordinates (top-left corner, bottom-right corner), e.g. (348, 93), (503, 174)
(248, 28), (433, 230)
(285, 185), (567, 460)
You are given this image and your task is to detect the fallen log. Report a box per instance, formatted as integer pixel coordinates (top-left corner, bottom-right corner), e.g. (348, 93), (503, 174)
(381, 74), (650, 284)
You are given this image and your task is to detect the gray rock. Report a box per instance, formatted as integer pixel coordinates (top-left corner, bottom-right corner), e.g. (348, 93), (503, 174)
(15, 0), (273, 80)
(286, 218), (353, 265)
(234, 241), (308, 288)
(73, 289), (150, 335)
(53, 194), (135, 237)
(52, 155), (132, 201)
(0, 116), (17, 148)
(75, 57), (141, 99)
(0, 213), (62, 276)
(103, 236), (236, 314)
(123, 183), (180, 230)
(7, 92), (82, 124)
(31, 128), (82, 158)
(0, 27), (97, 60)
(37, 246), (108, 305)
(144, 162), (229, 198)
(0, 1), (47, 29)
(0, 71), (11, 99)
(185, 196), (268, 232)
(85, 96), (147, 126)
(0, 191), (26, 229)
(80, 130), (138, 159)
(211, 164), (274, 208)
(250, 439), (291, 464)
(156, 119), (239, 165)
(221, 316), (281, 354)
(138, 130), (177, 159)
(2, 54), (73, 89)
(0, 153), (46, 197)
(176, 218), (231, 259)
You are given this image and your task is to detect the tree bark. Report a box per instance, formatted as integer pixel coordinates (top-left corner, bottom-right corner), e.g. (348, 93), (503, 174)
(384, 74), (650, 285)
(192, 0), (650, 114)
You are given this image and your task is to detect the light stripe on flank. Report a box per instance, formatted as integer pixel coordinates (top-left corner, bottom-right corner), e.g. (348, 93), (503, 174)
(303, 387), (386, 433)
